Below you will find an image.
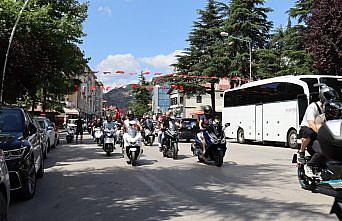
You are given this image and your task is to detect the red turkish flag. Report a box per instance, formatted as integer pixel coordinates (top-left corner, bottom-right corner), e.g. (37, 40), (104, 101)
(179, 85), (184, 91)
(116, 70), (125, 74)
(132, 84), (137, 89)
(142, 71), (151, 75)
(106, 86), (111, 91)
(91, 86), (96, 91)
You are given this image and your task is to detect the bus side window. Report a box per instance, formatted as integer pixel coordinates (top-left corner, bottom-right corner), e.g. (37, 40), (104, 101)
(298, 94), (308, 124)
(300, 78), (319, 102)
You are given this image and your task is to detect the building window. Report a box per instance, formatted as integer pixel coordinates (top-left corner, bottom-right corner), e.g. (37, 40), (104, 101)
(196, 96), (202, 103)
(220, 93), (223, 97)
(180, 97), (184, 104)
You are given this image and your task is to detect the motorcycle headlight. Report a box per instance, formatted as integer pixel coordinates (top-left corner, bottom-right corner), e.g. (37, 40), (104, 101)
(4, 147), (28, 160)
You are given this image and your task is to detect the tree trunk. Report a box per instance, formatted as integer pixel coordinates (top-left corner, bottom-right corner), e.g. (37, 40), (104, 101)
(31, 97), (35, 113)
(42, 87), (47, 113)
(210, 82), (216, 113)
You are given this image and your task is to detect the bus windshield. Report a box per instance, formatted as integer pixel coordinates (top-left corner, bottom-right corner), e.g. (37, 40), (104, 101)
(320, 77), (342, 98)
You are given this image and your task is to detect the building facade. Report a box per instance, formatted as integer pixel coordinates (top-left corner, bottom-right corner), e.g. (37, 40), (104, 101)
(64, 66), (103, 120)
(169, 79), (230, 119)
(152, 84), (170, 114)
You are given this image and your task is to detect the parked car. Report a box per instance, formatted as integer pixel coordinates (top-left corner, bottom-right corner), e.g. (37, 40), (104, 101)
(67, 119), (78, 131)
(34, 117), (57, 150)
(0, 149), (10, 221)
(178, 118), (198, 142)
(32, 118), (49, 159)
(0, 107), (44, 200)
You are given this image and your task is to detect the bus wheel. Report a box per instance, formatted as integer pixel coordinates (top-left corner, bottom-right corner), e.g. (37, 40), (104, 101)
(287, 129), (298, 149)
(237, 128), (245, 144)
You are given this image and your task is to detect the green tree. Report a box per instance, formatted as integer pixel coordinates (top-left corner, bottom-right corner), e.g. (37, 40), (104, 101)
(174, 0), (229, 112)
(223, 0), (273, 80)
(0, 0), (88, 107)
(305, 0), (342, 75)
(129, 73), (150, 117)
(288, 0), (313, 24)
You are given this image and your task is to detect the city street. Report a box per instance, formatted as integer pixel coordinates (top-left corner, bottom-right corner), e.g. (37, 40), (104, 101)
(9, 134), (336, 221)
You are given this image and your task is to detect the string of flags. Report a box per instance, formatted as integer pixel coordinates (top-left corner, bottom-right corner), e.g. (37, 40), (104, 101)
(69, 71), (235, 93)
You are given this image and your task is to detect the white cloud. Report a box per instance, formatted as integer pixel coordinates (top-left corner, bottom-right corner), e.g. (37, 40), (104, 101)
(97, 6), (112, 16)
(96, 50), (182, 88)
(139, 50), (184, 70)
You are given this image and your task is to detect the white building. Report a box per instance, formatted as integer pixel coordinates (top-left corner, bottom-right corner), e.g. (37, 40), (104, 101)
(169, 79), (230, 118)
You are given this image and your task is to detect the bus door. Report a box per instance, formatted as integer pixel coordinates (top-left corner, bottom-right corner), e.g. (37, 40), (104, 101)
(255, 104), (263, 141)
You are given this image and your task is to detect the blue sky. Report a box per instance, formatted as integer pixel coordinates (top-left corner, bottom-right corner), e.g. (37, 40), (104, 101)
(79, 0), (296, 88)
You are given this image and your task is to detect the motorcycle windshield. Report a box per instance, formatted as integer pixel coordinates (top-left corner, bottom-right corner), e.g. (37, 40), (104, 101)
(169, 122), (176, 131)
(128, 128), (137, 138)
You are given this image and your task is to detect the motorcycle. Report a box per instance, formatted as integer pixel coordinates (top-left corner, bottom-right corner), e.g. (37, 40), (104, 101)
(66, 127), (75, 144)
(293, 119), (342, 219)
(103, 128), (116, 156)
(161, 122), (179, 160)
(116, 123), (124, 149)
(93, 127), (103, 145)
(87, 122), (92, 134)
(123, 121), (143, 166)
(143, 127), (155, 146)
(191, 122), (227, 167)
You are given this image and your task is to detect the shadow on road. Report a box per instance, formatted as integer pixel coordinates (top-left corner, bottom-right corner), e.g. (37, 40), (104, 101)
(9, 135), (334, 221)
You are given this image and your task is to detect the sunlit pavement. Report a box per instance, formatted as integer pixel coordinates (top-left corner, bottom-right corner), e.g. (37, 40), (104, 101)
(9, 133), (336, 221)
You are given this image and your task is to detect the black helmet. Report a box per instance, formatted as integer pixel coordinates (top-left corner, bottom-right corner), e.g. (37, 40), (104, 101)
(325, 101), (342, 121)
(203, 105), (213, 116)
(319, 86), (339, 103)
(127, 110), (135, 120)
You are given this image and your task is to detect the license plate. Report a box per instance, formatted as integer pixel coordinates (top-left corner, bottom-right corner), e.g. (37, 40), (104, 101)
(106, 138), (114, 143)
(129, 148), (137, 151)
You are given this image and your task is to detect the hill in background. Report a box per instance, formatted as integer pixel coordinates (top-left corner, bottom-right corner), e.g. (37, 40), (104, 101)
(103, 85), (133, 112)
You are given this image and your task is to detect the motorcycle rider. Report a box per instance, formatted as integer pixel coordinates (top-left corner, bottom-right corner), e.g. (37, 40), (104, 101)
(159, 111), (179, 151)
(298, 86), (339, 163)
(124, 110), (141, 132)
(101, 115), (116, 144)
(197, 105), (215, 159)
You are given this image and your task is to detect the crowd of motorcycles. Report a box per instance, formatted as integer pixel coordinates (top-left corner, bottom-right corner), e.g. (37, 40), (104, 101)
(64, 118), (228, 168)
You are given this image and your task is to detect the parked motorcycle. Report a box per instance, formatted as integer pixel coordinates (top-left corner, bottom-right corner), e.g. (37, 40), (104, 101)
(103, 128), (116, 156)
(123, 121), (143, 166)
(161, 122), (179, 160)
(293, 109), (342, 219)
(93, 127), (103, 145)
(191, 122), (227, 167)
(66, 127), (75, 144)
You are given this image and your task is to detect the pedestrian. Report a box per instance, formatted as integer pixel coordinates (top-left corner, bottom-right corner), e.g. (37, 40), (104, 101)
(75, 116), (84, 143)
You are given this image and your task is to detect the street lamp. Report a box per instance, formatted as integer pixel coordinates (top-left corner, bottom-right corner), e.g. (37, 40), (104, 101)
(220, 31), (252, 82)
(1, 0), (31, 103)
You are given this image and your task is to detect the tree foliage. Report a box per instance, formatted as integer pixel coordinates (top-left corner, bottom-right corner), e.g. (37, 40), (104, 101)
(224, 0), (273, 79)
(0, 0), (88, 106)
(129, 73), (150, 117)
(305, 0), (342, 75)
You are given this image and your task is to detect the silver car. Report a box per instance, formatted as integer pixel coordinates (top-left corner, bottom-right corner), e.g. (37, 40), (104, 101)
(0, 149), (10, 221)
(34, 117), (57, 150)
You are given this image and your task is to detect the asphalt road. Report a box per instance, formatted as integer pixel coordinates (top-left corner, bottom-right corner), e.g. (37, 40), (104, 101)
(9, 134), (337, 221)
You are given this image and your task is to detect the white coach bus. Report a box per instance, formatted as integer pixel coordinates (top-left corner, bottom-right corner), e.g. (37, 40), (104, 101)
(222, 75), (342, 148)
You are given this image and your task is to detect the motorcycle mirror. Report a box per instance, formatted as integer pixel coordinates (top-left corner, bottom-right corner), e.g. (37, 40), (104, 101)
(225, 123), (230, 127)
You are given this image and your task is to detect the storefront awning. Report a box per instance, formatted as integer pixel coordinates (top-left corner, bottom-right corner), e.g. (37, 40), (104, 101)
(63, 108), (79, 115)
